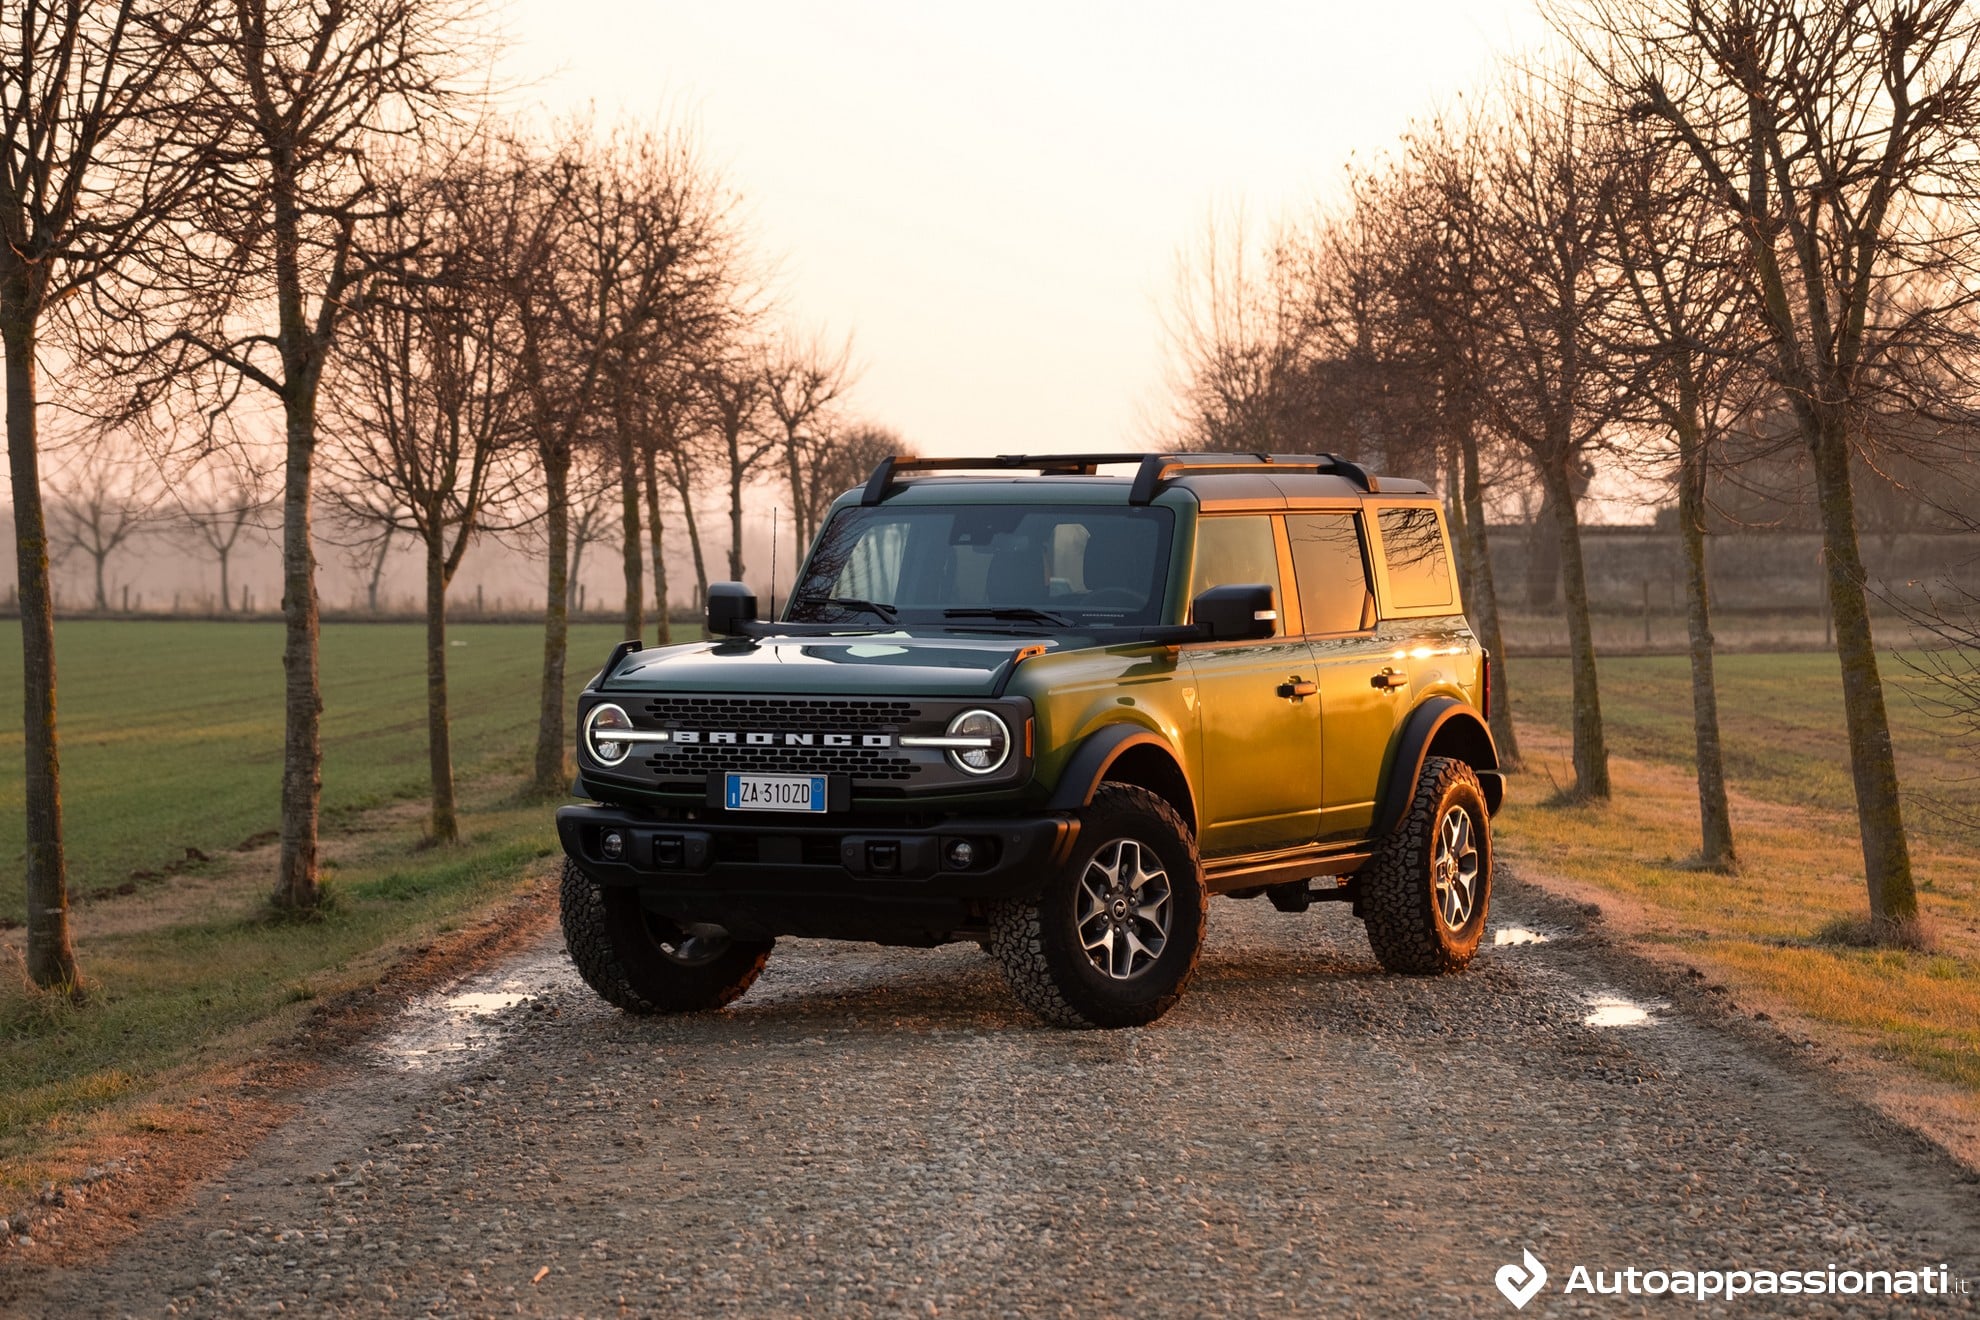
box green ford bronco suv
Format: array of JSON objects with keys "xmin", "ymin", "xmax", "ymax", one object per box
[{"xmin": 557, "ymin": 452, "xmax": 1503, "ymax": 1028}]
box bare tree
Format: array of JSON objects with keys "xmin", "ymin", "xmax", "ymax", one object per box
[
  {"xmin": 697, "ymin": 347, "xmax": 774, "ymax": 582},
  {"xmin": 2, "ymin": 0, "xmax": 214, "ymax": 988},
  {"xmin": 1161, "ymin": 208, "xmax": 1328, "ymax": 452},
  {"xmin": 325, "ymin": 158, "xmax": 518, "ymax": 843},
  {"xmin": 1471, "ymin": 72, "xmax": 1632, "ymax": 799},
  {"xmin": 1596, "ymin": 129, "xmax": 1764, "ymax": 868},
  {"xmin": 803, "ymin": 421, "xmax": 904, "ymax": 526},
  {"xmin": 152, "ymin": 0, "xmax": 473, "ymax": 911},
  {"xmin": 464, "ymin": 139, "xmax": 591, "ymax": 796},
  {"xmin": 175, "ymin": 446, "xmax": 274, "ymax": 612},
  {"xmin": 1559, "ymin": 0, "xmax": 1980, "ymax": 925},
  {"xmin": 658, "ymin": 420, "xmax": 716, "ymax": 616},
  {"xmin": 1389, "ymin": 125, "xmax": 1524, "ymax": 765},
  {"xmin": 47, "ymin": 451, "xmax": 156, "ymax": 611},
  {"xmin": 566, "ymin": 445, "xmax": 617, "ymax": 617},
  {"xmin": 762, "ymin": 330, "xmax": 856, "ymax": 547},
  {"xmin": 489, "ymin": 126, "xmax": 727, "ymax": 796},
  {"xmin": 577, "ymin": 126, "xmax": 739, "ymax": 642}
]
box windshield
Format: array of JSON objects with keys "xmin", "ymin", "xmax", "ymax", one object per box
[{"xmin": 786, "ymin": 504, "xmax": 1175, "ymax": 629}]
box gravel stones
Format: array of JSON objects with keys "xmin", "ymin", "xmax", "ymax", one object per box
[{"xmin": 5, "ymin": 876, "xmax": 1977, "ymax": 1315}]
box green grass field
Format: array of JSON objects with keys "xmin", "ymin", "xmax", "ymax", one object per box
[
  {"xmin": 1503, "ymin": 650, "xmax": 1979, "ymax": 849},
  {"xmin": 0, "ymin": 619, "xmax": 629, "ymax": 1182},
  {"xmin": 0, "ymin": 620, "xmax": 630, "ymax": 924}
]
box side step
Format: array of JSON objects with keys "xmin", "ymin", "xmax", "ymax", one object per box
[{"xmin": 1266, "ymin": 878, "xmax": 1358, "ymax": 914}]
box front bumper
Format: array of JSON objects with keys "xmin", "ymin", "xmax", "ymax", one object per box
[{"xmin": 556, "ymin": 803, "xmax": 1080, "ymax": 944}]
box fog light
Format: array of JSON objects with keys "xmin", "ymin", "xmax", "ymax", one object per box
[
  {"xmin": 601, "ymin": 831, "xmax": 625, "ymax": 860},
  {"xmin": 945, "ymin": 839, "xmax": 975, "ymax": 870}
]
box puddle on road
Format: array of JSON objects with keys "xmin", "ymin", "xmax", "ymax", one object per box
[
  {"xmin": 1492, "ymin": 926, "xmax": 1553, "ymax": 946},
  {"xmin": 447, "ymin": 991, "xmax": 526, "ymax": 1014},
  {"xmin": 1583, "ymin": 992, "xmax": 1664, "ymax": 1028},
  {"xmin": 371, "ymin": 949, "xmax": 570, "ymax": 1070}
]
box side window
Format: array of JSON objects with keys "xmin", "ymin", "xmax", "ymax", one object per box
[
  {"xmin": 1189, "ymin": 515, "xmax": 1282, "ymax": 636},
  {"xmin": 1287, "ymin": 512, "xmax": 1374, "ymax": 634},
  {"xmin": 1377, "ymin": 507, "xmax": 1454, "ymax": 610}
]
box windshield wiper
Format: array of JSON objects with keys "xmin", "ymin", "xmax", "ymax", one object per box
[
  {"xmin": 944, "ymin": 606, "xmax": 1073, "ymax": 626},
  {"xmin": 817, "ymin": 596, "xmax": 898, "ymax": 623}
]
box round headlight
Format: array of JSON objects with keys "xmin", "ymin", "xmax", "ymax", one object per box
[
  {"xmin": 585, "ymin": 703, "xmax": 635, "ymax": 765},
  {"xmin": 947, "ymin": 709, "xmax": 1011, "ymax": 775}
]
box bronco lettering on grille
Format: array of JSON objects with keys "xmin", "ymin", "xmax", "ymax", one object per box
[{"xmin": 671, "ymin": 731, "xmax": 896, "ymax": 748}]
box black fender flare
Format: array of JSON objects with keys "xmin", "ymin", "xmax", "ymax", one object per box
[
  {"xmin": 1046, "ymin": 724, "xmax": 1191, "ymax": 818},
  {"xmin": 1373, "ymin": 697, "xmax": 1501, "ymax": 837}
]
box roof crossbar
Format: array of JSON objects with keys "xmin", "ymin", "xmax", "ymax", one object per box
[{"xmin": 859, "ymin": 451, "xmax": 1379, "ymax": 506}]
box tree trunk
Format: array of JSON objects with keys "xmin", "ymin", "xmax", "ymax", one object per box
[
  {"xmin": 784, "ymin": 433, "xmax": 807, "ymax": 552},
  {"xmin": 617, "ymin": 422, "xmax": 643, "ymax": 640},
  {"xmin": 1525, "ymin": 485, "xmax": 1561, "ymax": 608},
  {"xmin": 1444, "ymin": 446, "xmax": 1469, "ymax": 598},
  {"xmin": 533, "ymin": 445, "xmax": 572, "ymax": 796},
  {"xmin": 92, "ymin": 554, "xmax": 108, "ymax": 613},
  {"xmin": 367, "ymin": 532, "xmax": 389, "ymax": 614},
  {"xmin": 219, "ymin": 547, "xmax": 232, "ymax": 615},
  {"xmin": 1807, "ymin": 406, "xmax": 1915, "ymax": 921},
  {"xmin": 643, "ymin": 448, "xmax": 671, "ymax": 645},
  {"xmin": 670, "ymin": 453, "xmax": 709, "ymax": 610},
  {"xmin": 727, "ymin": 438, "xmax": 746, "ymax": 581},
  {"xmin": 1458, "ymin": 425, "xmax": 1519, "ymax": 768},
  {"xmin": 423, "ymin": 528, "xmax": 458, "ymax": 844},
  {"xmin": 272, "ymin": 391, "xmax": 324, "ymax": 910},
  {"xmin": 4, "ymin": 305, "xmax": 81, "ymax": 992},
  {"xmin": 1542, "ymin": 457, "xmax": 1608, "ymax": 798},
  {"xmin": 1675, "ymin": 415, "xmax": 1734, "ymax": 869}
]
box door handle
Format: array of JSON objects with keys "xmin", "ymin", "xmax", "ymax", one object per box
[
  {"xmin": 1278, "ymin": 678, "xmax": 1318, "ymax": 699},
  {"xmin": 1371, "ymin": 668, "xmax": 1409, "ymax": 690}
]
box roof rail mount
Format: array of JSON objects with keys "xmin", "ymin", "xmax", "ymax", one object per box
[{"xmin": 858, "ymin": 451, "xmax": 1378, "ymax": 506}]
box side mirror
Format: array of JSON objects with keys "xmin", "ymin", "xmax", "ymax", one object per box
[
  {"xmin": 706, "ymin": 581, "xmax": 759, "ymax": 636},
  {"xmin": 1190, "ymin": 583, "xmax": 1278, "ymax": 641}
]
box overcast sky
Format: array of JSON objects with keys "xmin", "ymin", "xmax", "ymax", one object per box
[{"xmin": 495, "ymin": 0, "xmax": 1551, "ymax": 460}]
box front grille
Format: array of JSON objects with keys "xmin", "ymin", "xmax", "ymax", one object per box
[
  {"xmin": 639, "ymin": 696, "xmax": 926, "ymax": 784},
  {"xmin": 647, "ymin": 743, "xmax": 918, "ymax": 781},
  {"xmin": 640, "ymin": 697, "xmax": 922, "ymax": 731}
]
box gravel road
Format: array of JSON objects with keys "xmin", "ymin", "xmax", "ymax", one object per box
[{"xmin": 7, "ymin": 872, "xmax": 1979, "ymax": 1317}]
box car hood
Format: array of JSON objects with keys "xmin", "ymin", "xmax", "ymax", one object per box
[{"xmin": 598, "ymin": 631, "xmax": 1061, "ymax": 698}]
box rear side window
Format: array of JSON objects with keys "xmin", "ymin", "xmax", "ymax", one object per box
[
  {"xmin": 1286, "ymin": 513, "xmax": 1373, "ymax": 634},
  {"xmin": 1376, "ymin": 508, "xmax": 1454, "ymax": 610},
  {"xmin": 1189, "ymin": 515, "xmax": 1282, "ymax": 636}
]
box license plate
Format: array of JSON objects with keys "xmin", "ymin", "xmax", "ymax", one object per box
[{"xmin": 723, "ymin": 772, "xmax": 828, "ymax": 813}]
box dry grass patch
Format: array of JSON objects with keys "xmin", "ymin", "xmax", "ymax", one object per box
[{"xmin": 1496, "ymin": 722, "xmax": 1980, "ymax": 1163}]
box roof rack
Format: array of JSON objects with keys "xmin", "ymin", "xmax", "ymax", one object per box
[{"xmin": 859, "ymin": 452, "xmax": 1379, "ymax": 506}]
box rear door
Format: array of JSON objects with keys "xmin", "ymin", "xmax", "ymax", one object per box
[
  {"xmin": 1183, "ymin": 514, "xmax": 1323, "ymax": 856},
  {"xmin": 1285, "ymin": 509, "xmax": 1403, "ymax": 841}
]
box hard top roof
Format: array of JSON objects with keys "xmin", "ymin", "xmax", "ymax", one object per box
[{"xmin": 857, "ymin": 452, "xmax": 1434, "ymax": 507}]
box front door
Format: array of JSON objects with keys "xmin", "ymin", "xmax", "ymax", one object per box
[{"xmin": 1185, "ymin": 515, "xmax": 1323, "ymax": 855}]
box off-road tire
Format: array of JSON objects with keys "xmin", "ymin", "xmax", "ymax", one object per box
[
  {"xmin": 559, "ymin": 858, "xmax": 773, "ymax": 1013},
  {"xmin": 1359, "ymin": 755, "xmax": 1492, "ymax": 974},
  {"xmin": 990, "ymin": 784, "xmax": 1207, "ymax": 1028}
]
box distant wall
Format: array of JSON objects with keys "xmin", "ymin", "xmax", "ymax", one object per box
[{"xmin": 1484, "ymin": 526, "xmax": 1980, "ymax": 613}]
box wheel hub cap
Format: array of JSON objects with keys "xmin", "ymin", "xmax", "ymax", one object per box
[
  {"xmin": 1432, "ymin": 806, "xmax": 1480, "ymax": 929},
  {"xmin": 1076, "ymin": 839, "xmax": 1173, "ymax": 981}
]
